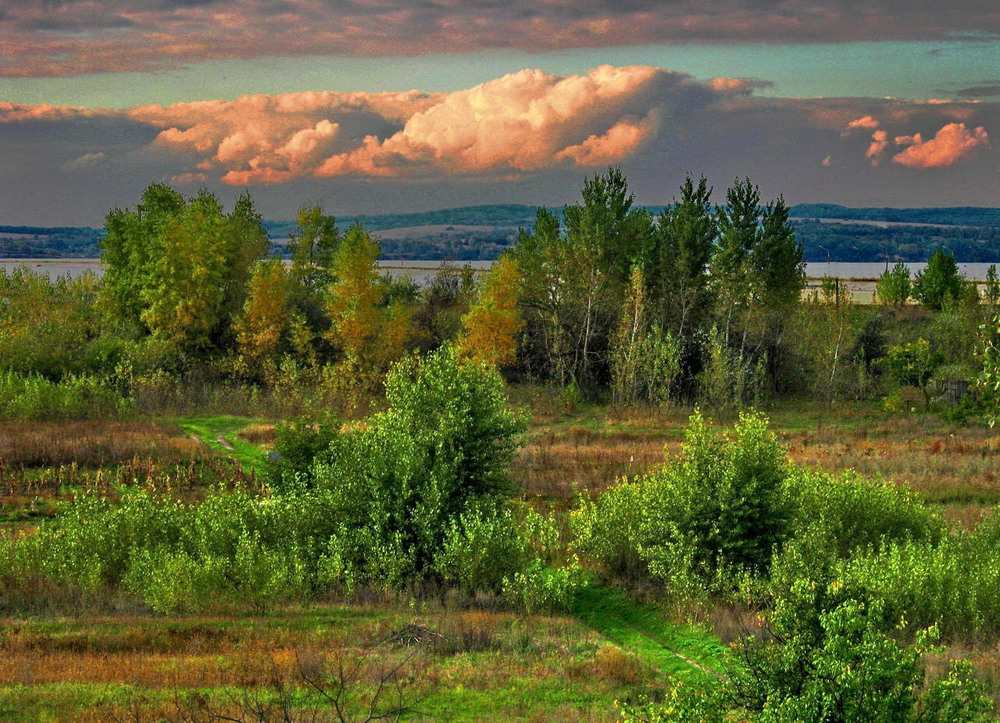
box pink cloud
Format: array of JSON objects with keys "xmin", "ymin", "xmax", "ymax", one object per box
[
  {"xmin": 848, "ymin": 115, "xmax": 881, "ymax": 131},
  {"xmin": 866, "ymin": 130, "xmax": 889, "ymax": 166},
  {"xmin": 706, "ymin": 77, "xmax": 773, "ymax": 95},
  {"xmin": 315, "ymin": 65, "xmax": 667, "ymax": 179},
  {"xmin": 555, "ymin": 116, "xmax": 657, "ymax": 167},
  {"xmin": 892, "ymin": 123, "xmax": 990, "ymax": 169}
]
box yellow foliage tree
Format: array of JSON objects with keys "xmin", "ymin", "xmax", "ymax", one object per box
[
  {"xmin": 325, "ymin": 223, "xmax": 410, "ymax": 389},
  {"xmin": 235, "ymin": 258, "xmax": 289, "ymax": 370},
  {"xmin": 457, "ymin": 255, "xmax": 523, "ymax": 368}
]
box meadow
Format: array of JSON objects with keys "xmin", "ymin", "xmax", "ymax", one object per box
[{"xmin": 2, "ymin": 389, "xmax": 999, "ymax": 721}]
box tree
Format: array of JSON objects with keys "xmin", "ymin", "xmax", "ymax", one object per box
[
  {"xmin": 310, "ymin": 345, "xmax": 526, "ymax": 587},
  {"xmin": 288, "ymin": 204, "xmax": 340, "ymax": 295},
  {"xmin": 325, "ymin": 223, "xmax": 410, "ymax": 390},
  {"xmin": 100, "ymin": 184, "xmax": 270, "ymax": 354},
  {"xmin": 648, "ymin": 175, "xmax": 716, "ymax": 338},
  {"xmin": 913, "ymin": 249, "xmax": 964, "ymax": 310},
  {"xmin": 876, "ymin": 262, "xmax": 912, "ymax": 307},
  {"xmin": 101, "ymin": 183, "xmax": 185, "ymax": 333},
  {"xmin": 456, "ymin": 254, "xmax": 523, "ymax": 369},
  {"xmin": 885, "ymin": 338, "xmax": 941, "ymax": 410},
  {"xmin": 139, "ymin": 191, "xmax": 233, "ymax": 352},
  {"xmin": 235, "ymin": 257, "xmax": 290, "ymax": 376},
  {"xmin": 730, "ymin": 594, "xmax": 991, "ymax": 723}
]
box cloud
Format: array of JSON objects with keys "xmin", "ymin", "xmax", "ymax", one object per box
[
  {"xmin": 848, "ymin": 115, "xmax": 881, "ymax": 131},
  {"xmin": 2, "ymin": 65, "xmax": 998, "ymax": 226},
  {"xmin": 892, "ymin": 122, "xmax": 990, "ymax": 168},
  {"xmin": 866, "ymin": 130, "xmax": 890, "ymax": 165},
  {"xmin": 101, "ymin": 65, "xmax": 708, "ymax": 184},
  {"xmin": 954, "ymin": 84, "xmax": 1000, "ymax": 98},
  {"xmin": 64, "ymin": 151, "xmax": 106, "ymax": 170},
  {"xmin": 315, "ymin": 66, "xmax": 679, "ymax": 179},
  {"xmin": 5, "ymin": 1, "xmax": 1000, "ymax": 77},
  {"xmin": 706, "ymin": 77, "xmax": 774, "ymax": 94}
]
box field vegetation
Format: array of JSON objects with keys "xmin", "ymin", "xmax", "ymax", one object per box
[{"xmin": 2, "ymin": 169, "xmax": 1000, "ymax": 720}]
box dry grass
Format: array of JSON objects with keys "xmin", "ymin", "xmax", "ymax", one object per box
[
  {"xmin": 0, "ymin": 419, "xmax": 206, "ymax": 468},
  {"xmin": 0, "ymin": 606, "xmax": 635, "ymax": 722}
]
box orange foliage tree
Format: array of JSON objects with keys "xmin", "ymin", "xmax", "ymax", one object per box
[{"xmin": 457, "ymin": 255, "xmax": 523, "ymax": 368}]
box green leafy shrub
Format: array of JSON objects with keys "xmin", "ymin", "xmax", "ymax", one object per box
[
  {"xmin": 309, "ymin": 345, "xmax": 526, "ymax": 590},
  {"xmin": 731, "ymin": 593, "xmax": 991, "ymax": 722},
  {"xmin": 835, "ymin": 517, "xmax": 1000, "ymax": 640},
  {"xmin": 876, "ymin": 261, "xmax": 911, "ymax": 306},
  {"xmin": 573, "ymin": 411, "xmax": 791, "ymax": 592},
  {"xmin": 0, "ymin": 371, "xmax": 127, "ymax": 420},
  {"xmin": 783, "ymin": 467, "xmax": 945, "ymax": 558}
]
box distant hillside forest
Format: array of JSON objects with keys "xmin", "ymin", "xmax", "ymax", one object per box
[{"xmin": 4, "ymin": 202, "xmax": 1000, "ymax": 262}]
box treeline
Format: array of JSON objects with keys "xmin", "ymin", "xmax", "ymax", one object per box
[{"xmin": 1, "ymin": 170, "xmax": 997, "ymax": 417}]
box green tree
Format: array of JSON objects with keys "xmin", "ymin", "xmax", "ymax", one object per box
[
  {"xmin": 648, "ymin": 174, "xmax": 716, "ymax": 338},
  {"xmin": 913, "ymin": 249, "xmax": 964, "ymax": 310},
  {"xmin": 101, "ymin": 183, "xmax": 185, "ymax": 333},
  {"xmin": 713, "ymin": 177, "xmax": 762, "ymax": 347},
  {"xmin": 325, "ymin": 223, "xmax": 410, "ymax": 394},
  {"xmin": 311, "ymin": 345, "xmax": 526, "ymax": 587},
  {"xmin": 876, "ymin": 261, "xmax": 912, "ymax": 307},
  {"xmin": 730, "ymin": 593, "xmax": 991, "ymax": 723},
  {"xmin": 288, "ymin": 204, "xmax": 340, "ymax": 298},
  {"xmin": 100, "ymin": 184, "xmax": 269, "ymax": 354},
  {"xmin": 885, "ymin": 338, "xmax": 941, "ymax": 410}
]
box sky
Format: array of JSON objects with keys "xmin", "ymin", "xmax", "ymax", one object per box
[{"xmin": 2, "ymin": 1, "xmax": 1000, "ymax": 226}]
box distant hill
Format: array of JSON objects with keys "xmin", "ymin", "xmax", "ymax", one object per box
[{"xmin": 5, "ymin": 203, "xmax": 1000, "ymax": 262}]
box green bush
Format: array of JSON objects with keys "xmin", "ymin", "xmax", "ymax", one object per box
[
  {"xmin": 836, "ymin": 517, "xmax": 1000, "ymax": 640},
  {"xmin": 572, "ymin": 411, "xmax": 791, "ymax": 592},
  {"xmin": 783, "ymin": 467, "xmax": 945, "ymax": 558},
  {"xmin": 731, "ymin": 594, "xmax": 991, "ymax": 722},
  {"xmin": 0, "ymin": 371, "xmax": 127, "ymax": 420},
  {"xmin": 308, "ymin": 345, "xmax": 526, "ymax": 589},
  {"xmin": 876, "ymin": 261, "xmax": 911, "ymax": 306}
]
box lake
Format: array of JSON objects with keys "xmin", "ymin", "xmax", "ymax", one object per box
[{"xmin": 1, "ymin": 259, "xmax": 997, "ymax": 283}]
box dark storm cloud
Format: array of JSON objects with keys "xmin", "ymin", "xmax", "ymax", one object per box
[{"xmin": 3, "ymin": 0, "xmax": 1000, "ymax": 77}]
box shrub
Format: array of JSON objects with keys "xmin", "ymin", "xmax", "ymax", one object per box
[
  {"xmin": 783, "ymin": 467, "xmax": 945, "ymax": 558},
  {"xmin": 914, "ymin": 249, "xmax": 966, "ymax": 311},
  {"xmin": 0, "ymin": 371, "xmax": 127, "ymax": 420},
  {"xmin": 308, "ymin": 345, "xmax": 526, "ymax": 590},
  {"xmin": 573, "ymin": 411, "xmax": 791, "ymax": 593},
  {"xmin": 731, "ymin": 594, "xmax": 992, "ymax": 722}
]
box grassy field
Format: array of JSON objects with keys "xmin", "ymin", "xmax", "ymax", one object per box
[{"xmin": 2, "ymin": 394, "xmax": 999, "ymax": 719}]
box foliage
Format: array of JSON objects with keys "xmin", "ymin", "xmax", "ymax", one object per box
[
  {"xmin": 782, "ymin": 467, "xmax": 944, "ymax": 559},
  {"xmin": 730, "ymin": 594, "xmax": 991, "ymax": 722},
  {"xmin": 456, "ymin": 254, "xmax": 523, "ymax": 368},
  {"xmin": 913, "ymin": 249, "xmax": 966, "ymax": 311},
  {"xmin": 876, "ymin": 261, "xmax": 912, "ymax": 306},
  {"xmin": 977, "ymin": 313, "xmax": 1000, "ymax": 426},
  {"xmin": 834, "ymin": 515, "xmax": 1000, "ymax": 640},
  {"xmin": 0, "ymin": 370, "xmax": 127, "ymax": 420},
  {"xmin": 101, "ymin": 185, "xmax": 269, "ymax": 354},
  {"xmin": 309, "ymin": 345, "xmax": 526, "ymax": 589},
  {"xmin": 884, "ymin": 338, "xmax": 941, "ymax": 409},
  {"xmin": 573, "ymin": 411, "xmax": 791, "ymax": 591},
  {"xmin": 235, "ymin": 257, "xmax": 290, "ymax": 376},
  {"xmin": 325, "ymin": 223, "xmax": 410, "ymax": 397},
  {"xmin": 610, "ymin": 267, "xmax": 682, "ymax": 406},
  {"xmin": 0, "ymin": 267, "xmax": 107, "ymax": 378}
]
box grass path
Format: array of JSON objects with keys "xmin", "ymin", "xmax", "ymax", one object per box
[
  {"xmin": 173, "ymin": 415, "xmax": 267, "ymax": 470},
  {"xmin": 573, "ymin": 586, "xmax": 728, "ymax": 684}
]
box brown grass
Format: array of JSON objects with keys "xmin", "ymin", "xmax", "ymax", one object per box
[{"xmin": 0, "ymin": 419, "xmax": 206, "ymax": 468}]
